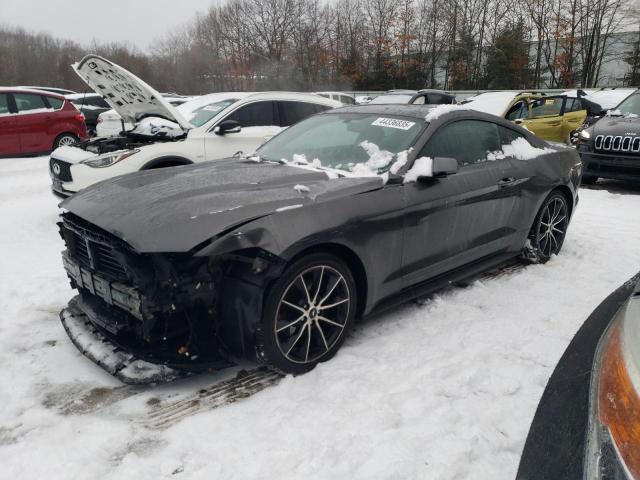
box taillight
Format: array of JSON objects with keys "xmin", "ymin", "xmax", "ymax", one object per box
[{"xmin": 75, "ymin": 113, "xmax": 85, "ymax": 122}]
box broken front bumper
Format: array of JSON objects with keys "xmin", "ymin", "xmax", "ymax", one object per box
[
  {"xmin": 61, "ymin": 297, "xmax": 187, "ymax": 384},
  {"xmin": 61, "ymin": 296, "xmax": 235, "ymax": 384}
]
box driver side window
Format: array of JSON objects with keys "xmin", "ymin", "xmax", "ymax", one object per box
[
  {"xmin": 530, "ymin": 98, "xmax": 564, "ymax": 118},
  {"xmin": 506, "ymin": 100, "xmax": 528, "ymax": 120},
  {"xmin": 225, "ymin": 101, "xmax": 275, "ymax": 127},
  {"xmin": 420, "ymin": 120, "xmax": 501, "ymax": 166}
]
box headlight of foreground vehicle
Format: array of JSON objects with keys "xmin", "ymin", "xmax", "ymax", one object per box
[
  {"xmin": 580, "ymin": 127, "xmax": 593, "ymax": 140},
  {"xmin": 81, "ymin": 149, "xmax": 139, "ymax": 168},
  {"xmin": 585, "ymin": 283, "xmax": 640, "ymax": 479}
]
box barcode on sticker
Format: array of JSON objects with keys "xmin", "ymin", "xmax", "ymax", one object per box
[{"xmin": 371, "ymin": 117, "xmax": 416, "ymax": 130}]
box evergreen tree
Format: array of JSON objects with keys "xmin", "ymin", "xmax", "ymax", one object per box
[{"xmin": 485, "ymin": 22, "xmax": 532, "ymax": 89}]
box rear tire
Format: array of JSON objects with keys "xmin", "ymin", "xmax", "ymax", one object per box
[
  {"xmin": 54, "ymin": 133, "xmax": 79, "ymax": 149},
  {"xmin": 522, "ymin": 191, "xmax": 570, "ymax": 264},
  {"xmin": 256, "ymin": 253, "xmax": 357, "ymax": 375}
]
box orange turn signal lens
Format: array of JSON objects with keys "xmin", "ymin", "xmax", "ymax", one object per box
[{"xmin": 598, "ymin": 323, "xmax": 640, "ymax": 478}]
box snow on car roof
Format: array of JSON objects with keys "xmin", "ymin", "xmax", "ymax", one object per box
[
  {"xmin": 584, "ymin": 89, "xmax": 637, "ymax": 110},
  {"xmin": 461, "ymin": 91, "xmax": 520, "ymax": 116}
]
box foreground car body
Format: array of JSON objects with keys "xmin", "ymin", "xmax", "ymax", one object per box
[
  {"xmin": 57, "ymin": 104, "xmax": 581, "ymax": 380},
  {"xmin": 0, "ymin": 88, "xmax": 87, "ymax": 157},
  {"xmin": 517, "ymin": 273, "xmax": 640, "ymax": 479},
  {"xmin": 49, "ymin": 55, "xmax": 340, "ymax": 197},
  {"xmin": 577, "ymin": 89, "xmax": 640, "ymax": 183}
]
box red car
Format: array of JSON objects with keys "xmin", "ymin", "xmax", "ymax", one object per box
[{"xmin": 0, "ymin": 88, "xmax": 88, "ymax": 157}]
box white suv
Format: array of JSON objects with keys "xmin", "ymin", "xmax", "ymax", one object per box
[{"xmin": 50, "ymin": 55, "xmax": 341, "ymax": 197}]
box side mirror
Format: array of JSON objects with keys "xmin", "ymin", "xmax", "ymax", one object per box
[
  {"xmin": 431, "ymin": 157, "xmax": 458, "ymax": 177},
  {"xmin": 214, "ymin": 119, "xmax": 241, "ymax": 135}
]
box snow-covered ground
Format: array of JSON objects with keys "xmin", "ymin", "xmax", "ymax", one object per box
[{"xmin": 1, "ymin": 156, "xmax": 640, "ymax": 480}]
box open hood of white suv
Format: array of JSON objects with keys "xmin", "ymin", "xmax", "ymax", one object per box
[{"xmin": 73, "ymin": 55, "xmax": 194, "ymax": 131}]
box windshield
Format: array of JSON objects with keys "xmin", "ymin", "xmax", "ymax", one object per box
[
  {"xmin": 370, "ymin": 94, "xmax": 413, "ymax": 104},
  {"xmin": 256, "ymin": 113, "xmax": 424, "ymax": 173},
  {"xmin": 177, "ymin": 98, "xmax": 238, "ymax": 127},
  {"xmin": 615, "ymin": 93, "xmax": 640, "ymax": 116}
]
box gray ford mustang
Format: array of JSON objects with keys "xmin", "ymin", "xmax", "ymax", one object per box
[{"xmin": 58, "ymin": 105, "xmax": 582, "ymax": 381}]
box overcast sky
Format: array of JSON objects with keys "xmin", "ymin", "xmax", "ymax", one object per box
[{"xmin": 0, "ymin": 0, "xmax": 216, "ymax": 51}]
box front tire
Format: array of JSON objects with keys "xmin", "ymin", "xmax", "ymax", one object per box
[
  {"xmin": 54, "ymin": 133, "xmax": 79, "ymax": 149},
  {"xmin": 524, "ymin": 191, "xmax": 570, "ymax": 264},
  {"xmin": 256, "ymin": 253, "xmax": 357, "ymax": 375}
]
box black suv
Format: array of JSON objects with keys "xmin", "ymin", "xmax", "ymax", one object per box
[{"xmin": 577, "ymin": 89, "xmax": 640, "ymax": 183}]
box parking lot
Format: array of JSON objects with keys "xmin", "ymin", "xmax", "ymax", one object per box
[{"xmin": 0, "ymin": 155, "xmax": 638, "ymax": 479}]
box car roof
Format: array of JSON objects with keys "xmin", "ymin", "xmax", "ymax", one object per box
[
  {"xmin": 326, "ymin": 104, "xmax": 439, "ymax": 119},
  {"xmin": 0, "ymin": 87, "xmax": 65, "ymax": 99},
  {"xmin": 180, "ymin": 91, "xmax": 342, "ymax": 110},
  {"xmin": 17, "ymin": 86, "xmax": 76, "ymax": 95},
  {"xmin": 326, "ymin": 103, "xmax": 528, "ymax": 127},
  {"xmin": 65, "ymin": 93, "xmax": 103, "ymax": 100}
]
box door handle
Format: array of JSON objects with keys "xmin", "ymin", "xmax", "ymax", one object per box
[{"xmin": 498, "ymin": 177, "xmax": 516, "ymax": 187}]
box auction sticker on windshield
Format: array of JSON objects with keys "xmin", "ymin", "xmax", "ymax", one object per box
[{"xmin": 372, "ymin": 117, "xmax": 416, "ymax": 130}]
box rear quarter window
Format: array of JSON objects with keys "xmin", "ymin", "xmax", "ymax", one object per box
[
  {"xmin": 47, "ymin": 97, "xmax": 64, "ymax": 110},
  {"xmin": 14, "ymin": 93, "xmax": 48, "ymax": 112},
  {"xmin": 0, "ymin": 94, "xmax": 10, "ymax": 114},
  {"xmin": 278, "ymin": 101, "xmax": 329, "ymax": 126}
]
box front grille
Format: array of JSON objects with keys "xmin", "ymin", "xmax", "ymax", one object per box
[
  {"xmin": 594, "ymin": 135, "xmax": 640, "ymax": 154},
  {"xmin": 61, "ymin": 215, "xmax": 130, "ymax": 281},
  {"xmin": 50, "ymin": 158, "xmax": 73, "ymax": 181}
]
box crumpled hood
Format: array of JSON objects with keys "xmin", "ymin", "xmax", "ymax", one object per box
[
  {"xmin": 61, "ymin": 159, "xmax": 384, "ymax": 253},
  {"xmin": 593, "ymin": 116, "xmax": 640, "ymax": 137},
  {"xmin": 73, "ymin": 55, "xmax": 194, "ymax": 131}
]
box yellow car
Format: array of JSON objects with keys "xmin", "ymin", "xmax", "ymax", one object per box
[{"xmin": 463, "ymin": 91, "xmax": 589, "ymax": 143}]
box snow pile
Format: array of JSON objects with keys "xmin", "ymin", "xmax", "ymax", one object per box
[
  {"xmin": 483, "ymin": 138, "xmax": 554, "ymax": 162},
  {"xmin": 293, "ymin": 184, "xmax": 310, "ymax": 193},
  {"xmin": 403, "ymin": 157, "xmax": 433, "ymax": 183},
  {"xmin": 585, "ymin": 89, "xmax": 636, "ymax": 110},
  {"xmin": 502, "ymin": 137, "xmax": 554, "ymax": 160},
  {"xmin": 358, "ymin": 141, "xmax": 394, "ymax": 169},
  {"xmin": 390, "ymin": 149, "xmax": 411, "ymax": 174},
  {"xmin": 606, "ymin": 109, "xmax": 639, "ymax": 119},
  {"xmin": 425, "ymin": 104, "xmax": 468, "ymax": 122},
  {"xmin": 130, "ymin": 117, "xmax": 184, "ymax": 137},
  {"xmin": 2, "ymin": 157, "xmax": 640, "ymax": 479}
]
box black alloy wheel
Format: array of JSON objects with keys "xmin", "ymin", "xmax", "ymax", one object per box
[
  {"xmin": 257, "ymin": 253, "xmax": 356, "ymax": 374},
  {"xmin": 528, "ymin": 192, "xmax": 570, "ymax": 263}
]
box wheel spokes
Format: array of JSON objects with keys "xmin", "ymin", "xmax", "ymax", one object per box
[{"xmin": 275, "ymin": 265, "xmax": 350, "ymax": 364}]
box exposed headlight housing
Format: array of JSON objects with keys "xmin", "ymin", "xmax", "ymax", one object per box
[
  {"xmin": 580, "ymin": 128, "xmax": 593, "ymax": 140},
  {"xmin": 585, "ymin": 283, "xmax": 640, "ymax": 479},
  {"xmin": 82, "ymin": 149, "xmax": 139, "ymax": 168}
]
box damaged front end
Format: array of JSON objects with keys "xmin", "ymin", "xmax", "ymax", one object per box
[{"xmin": 58, "ymin": 213, "xmax": 283, "ymax": 383}]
